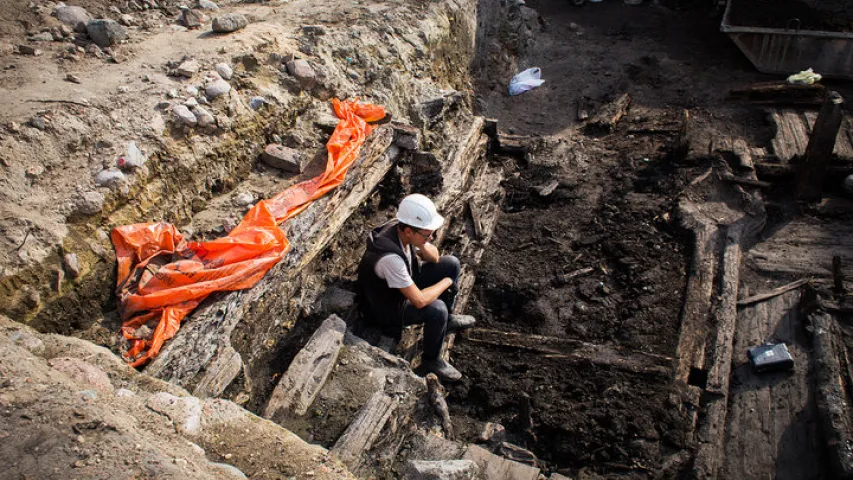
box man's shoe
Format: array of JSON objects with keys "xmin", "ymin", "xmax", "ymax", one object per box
[
  {"xmin": 419, "ymin": 358, "xmax": 462, "ymax": 382},
  {"xmin": 447, "ymin": 314, "xmax": 476, "ymax": 332}
]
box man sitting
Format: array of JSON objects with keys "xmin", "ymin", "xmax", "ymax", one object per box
[{"xmin": 357, "ymin": 194, "xmax": 476, "ymax": 381}]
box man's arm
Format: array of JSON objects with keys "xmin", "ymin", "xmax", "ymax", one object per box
[
  {"xmin": 416, "ymin": 242, "xmax": 440, "ymax": 263},
  {"xmin": 400, "ymin": 278, "xmax": 453, "ymax": 309}
]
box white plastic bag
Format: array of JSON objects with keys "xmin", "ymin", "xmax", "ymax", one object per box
[{"xmin": 508, "ymin": 67, "xmax": 545, "ymax": 96}]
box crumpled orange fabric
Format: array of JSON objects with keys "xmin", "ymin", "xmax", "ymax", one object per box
[{"xmin": 112, "ymin": 99, "xmax": 385, "ymax": 367}]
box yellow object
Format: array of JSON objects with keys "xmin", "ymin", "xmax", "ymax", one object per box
[{"xmin": 787, "ymin": 68, "xmax": 822, "ymax": 85}]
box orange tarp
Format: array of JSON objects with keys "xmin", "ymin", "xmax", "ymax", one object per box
[{"xmin": 112, "ymin": 99, "xmax": 385, "ymax": 367}]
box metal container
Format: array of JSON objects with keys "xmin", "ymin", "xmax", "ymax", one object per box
[{"xmin": 721, "ymin": 0, "xmax": 853, "ymax": 79}]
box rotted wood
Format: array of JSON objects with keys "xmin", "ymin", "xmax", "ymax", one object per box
[
  {"xmin": 426, "ymin": 374, "xmax": 453, "ymax": 440},
  {"xmin": 736, "ymin": 278, "xmax": 811, "ymax": 307},
  {"xmin": 464, "ymin": 328, "xmax": 672, "ymax": 376},
  {"xmin": 263, "ymin": 315, "xmax": 346, "ymax": 420},
  {"xmin": 331, "ymin": 389, "xmax": 400, "ymax": 471},
  {"xmin": 144, "ymin": 127, "xmax": 396, "ymax": 394},
  {"xmin": 798, "ymin": 92, "xmax": 845, "ymax": 201},
  {"xmin": 674, "ymin": 200, "xmax": 720, "ymax": 386},
  {"xmin": 585, "ymin": 93, "xmax": 631, "ymax": 133},
  {"xmin": 192, "ymin": 346, "xmax": 242, "ymax": 398},
  {"xmin": 463, "ymin": 444, "xmax": 540, "ymax": 480},
  {"xmin": 721, "ymin": 173, "xmax": 772, "ymax": 189},
  {"xmin": 810, "ymin": 312, "xmax": 853, "ymax": 479},
  {"xmin": 728, "ymin": 81, "xmax": 826, "ymax": 106},
  {"xmin": 755, "ymin": 162, "xmax": 853, "ymax": 181},
  {"xmin": 705, "ymin": 226, "xmax": 742, "ymax": 396}
]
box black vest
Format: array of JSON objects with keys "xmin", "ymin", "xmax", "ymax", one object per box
[{"xmin": 357, "ymin": 221, "xmax": 421, "ymax": 338}]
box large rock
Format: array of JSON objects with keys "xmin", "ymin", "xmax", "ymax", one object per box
[
  {"xmin": 205, "ymin": 79, "xmax": 231, "ymax": 99},
  {"xmin": 403, "ymin": 460, "xmax": 480, "ymax": 480},
  {"xmin": 86, "ymin": 19, "xmax": 127, "ymax": 47},
  {"xmin": 286, "ymin": 59, "xmax": 316, "ymax": 88},
  {"xmin": 260, "ymin": 144, "xmax": 304, "ymax": 173},
  {"xmin": 173, "ymin": 104, "xmax": 198, "ymax": 126},
  {"xmin": 176, "ymin": 59, "xmax": 200, "ymax": 78},
  {"xmin": 94, "ymin": 168, "xmax": 126, "ymax": 189},
  {"xmin": 56, "ymin": 5, "xmax": 92, "ymax": 33},
  {"xmin": 179, "ymin": 9, "xmax": 205, "ymax": 29},
  {"xmin": 76, "ymin": 191, "xmax": 105, "ymax": 215},
  {"xmin": 212, "ymin": 13, "xmax": 247, "ymax": 33}
]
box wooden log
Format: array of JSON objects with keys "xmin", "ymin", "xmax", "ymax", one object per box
[
  {"xmin": 811, "ymin": 312, "xmax": 853, "ymax": 479},
  {"xmin": 496, "ymin": 133, "xmax": 529, "ymax": 157},
  {"xmin": 721, "ymin": 173, "xmax": 772, "ymax": 189},
  {"xmin": 463, "ymin": 444, "xmax": 540, "ymax": 480},
  {"xmin": 144, "ymin": 127, "xmax": 396, "ymax": 394},
  {"xmin": 755, "ymin": 162, "xmax": 853, "ymax": 181},
  {"xmin": 798, "ymin": 92, "xmax": 845, "ymax": 201},
  {"xmin": 586, "ymin": 93, "xmax": 631, "ymax": 133},
  {"xmin": 706, "ymin": 227, "xmax": 741, "ymax": 397},
  {"xmin": 674, "ymin": 200, "xmax": 720, "ymax": 386},
  {"xmin": 331, "ymin": 389, "xmax": 399, "ymax": 470},
  {"xmin": 263, "ymin": 314, "xmax": 346, "ymax": 420},
  {"xmin": 736, "ymin": 278, "xmax": 810, "ymax": 307},
  {"xmin": 463, "ymin": 328, "xmax": 672, "ymax": 376},
  {"xmin": 728, "ymin": 81, "xmax": 826, "ymax": 105}
]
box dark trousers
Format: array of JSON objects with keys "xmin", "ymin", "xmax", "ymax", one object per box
[{"xmin": 402, "ymin": 255, "xmax": 461, "ymax": 361}]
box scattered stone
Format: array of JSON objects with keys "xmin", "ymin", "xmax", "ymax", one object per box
[
  {"xmin": 166, "ymin": 89, "xmax": 179, "ymax": 99},
  {"xmin": 403, "ymin": 460, "xmax": 479, "ymax": 480},
  {"xmin": 233, "ymin": 192, "xmax": 254, "ymax": 207},
  {"xmin": 63, "ymin": 253, "xmax": 81, "ymax": 279},
  {"xmin": 156, "ymin": 101, "xmax": 171, "ymax": 110},
  {"xmin": 6, "ymin": 122, "xmax": 20, "ymax": 133},
  {"xmin": 211, "ymin": 13, "xmax": 247, "ymax": 33},
  {"xmin": 25, "ymin": 165, "xmax": 44, "ymax": 177},
  {"xmin": 56, "ymin": 5, "xmax": 93, "ymax": 33},
  {"xmin": 301, "ymin": 25, "xmax": 326, "ymax": 35},
  {"xmin": 215, "ymin": 114, "xmax": 231, "ymax": 130},
  {"xmin": 313, "ymin": 111, "xmax": 339, "ymax": 133},
  {"xmin": 179, "ymin": 9, "xmax": 205, "ymax": 29},
  {"xmin": 172, "ymin": 104, "xmax": 198, "ymax": 126},
  {"xmin": 208, "ymin": 462, "xmax": 247, "ymax": 479},
  {"xmin": 94, "ymin": 168, "xmax": 126, "ymax": 189},
  {"xmin": 59, "ymin": 25, "xmax": 73, "ymax": 37},
  {"xmin": 186, "ymin": 85, "xmax": 199, "ymax": 96},
  {"xmin": 118, "ymin": 141, "xmax": 147, "ymax": 169},
  {"xmin": 115, "ymin": 388, "xmax": 136, "ymax": 397},
  {"xmin": 197, "ymin": 0, "xmax": 219, "ymax": 9},
  {"xmin": 109, "ymin": 6, "xmax": 123, "ymax": 15},
  {"xmin": 86, "ymin": 19, "xmax": 128, "ymax": 48},
  {"xmin": 119, "ymin": 14, "xmax": 136, "ymax": 26},
  {"xmin": 175, "ymin": 58, "xmax": 200, "ymax": 77},
  {"xmin": 215, "ymin": 62, "xmax": 232, "ymax": 79},
  {"xmin": 29, "ymin": 32, "xmax": 54, "ymax": 42},
  {"xmin": 185, "ymin": 98, "xmax": 199, "ymax": 109},
  {"xmin": 498, "ymin": 442, "xmax": 537, "ymax": 465},
  {"xmin": 477, "ymin": 422, "xmax": 507, "ymax": 443},
  {"xmin": 22, "ymin": 286, "xmax": 40, "ymax": 309},
  {"xmin": 286, "ymin": 59, "xmax": 316, "ymax": 88},
  {"xmin": 76, "ymin": 191, "xmax": 105, "ymax": 215},
  {"xmin": 249, "ymin": 96, "xmax": 265, "ymax": 110},
  {"xmin": 28, "ymin": 116, "xmax": 46, "ymax": 130},
  {"xmin": 261, "ymin": 144, "xmax": 303, "ymax": 173},
  {"xmin": 193, "ymin": 106, "xmax": 215, "ymax": 128},
  {"xmin": 205, "ymin": 79, "xmax": 231, "ymax": 99},
  {"xmin": 79, "ymin": 390, "xmax": 98, "ymax": 401},
  {"xmin": 65, "ymin": 73, "xmax": 82, "ymax": 84},
  {"xmin": 17, "ymin": 45, "xmax": 41, "ymax": 56}
]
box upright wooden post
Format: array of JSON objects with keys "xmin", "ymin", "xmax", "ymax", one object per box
[{"xmin": 797, "ymin": 91, "xmax": 844, "ymax": 201}]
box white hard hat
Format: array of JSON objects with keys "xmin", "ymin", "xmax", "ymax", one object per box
[{"xmin": 396, "ymin": 194, "xmax": 444, "ymax": 230}]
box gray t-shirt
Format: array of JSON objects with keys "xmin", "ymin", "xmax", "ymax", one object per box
[{"xmin": 374, "ymin": 240, "xmax": 414, "ymax": 289}]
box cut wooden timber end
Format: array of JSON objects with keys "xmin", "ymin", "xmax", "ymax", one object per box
[
  {"xmin": 585, "ymin": 93, "xmax": 631, "ymax": 133},
  {"xmin": 193, "ymin": 346, "xmax": 243, "ymax": 398},
  {"xmin": 263, "ymin": 314, "xmax": 346, "ymax": 420},
  {"xmin": 463, "ymin": 444, "xmax": 540, "ymax": 480},
  {"xmin": 331, "ymin": 389, "xmax": 400, "ymax": 471}
]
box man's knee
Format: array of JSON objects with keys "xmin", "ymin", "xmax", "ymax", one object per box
[
  {"xmin": 440, "ymin": 255, "xmax": 461, "ymax": 278},
  {"xmin": 422, "ymin": 300, "xmax": 449, "ymax": 325}
]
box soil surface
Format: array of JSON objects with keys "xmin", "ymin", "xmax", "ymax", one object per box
[{"xmin": 447, "ymin": 0, "xmax": 774, "ymax": 476}]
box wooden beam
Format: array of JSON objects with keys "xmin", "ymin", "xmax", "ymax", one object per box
[
  {"xmin": 331, "ymin": 389, "xmax": 399, "ymax": 471},
  {"xmin": 798, "ymin": 92, "xmax": 845, "ymax": 201},
  {"xmin": 263, "ymin": 314, "xmax": 346, "ymax": 420},
  {"xmin": 705, "ymin": 226, "xmax": 741, "ymax": 396},
  {"xmin": 144, "ymin": 127, "xmax": 396, "ymax": 393},
  {"xmin": 736, "ymin": 278, "xmax": 810, "ymax": 307}
]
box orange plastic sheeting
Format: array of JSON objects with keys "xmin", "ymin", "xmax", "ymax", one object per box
[{"xmin": 112, "ymin": 99, "xmax": 385, "ymax": 367}]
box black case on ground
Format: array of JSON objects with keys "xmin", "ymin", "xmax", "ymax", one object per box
[{"xmin": 748, "ymin": 343, "xmax": 794, "ymax": 373}]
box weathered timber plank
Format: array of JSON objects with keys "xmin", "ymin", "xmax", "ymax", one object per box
[
  {"xmin": 586, "ymin": 93, "xmax": 631, "ymax": 133},
  {"xmin": 263, "ymin": 314, "xmax": 346, "ymax": 419},
  {"xmin": 706, "ymin": 227, "xmax": 742, "ymax": 395},
  {"xmin": 331, "ymin": 389, "xmax": 399, "ymax": 470},
  {"xmin": 747, "ymin": 219, "xmax": 853, "ymax": 279},
  {"xmin": 193, "ymin": 346, "xmax": 242, "ymax": 398},
  {"xmin": 804, "ymin": 110, "xmax": 853, "ymax": 161},
  {"xmin": 145, "ymin": 127, "xmax": 396, "ymax": 392},
  {"xmin": 464, "ymin": 328, "xmax": 672, "ymax": 376},
  {"xmin": 812, "ymin": 313, "xmax": 853, "ymax": 479},
  {"xmin": 737, "ymin": 278, "xmax": 811, "ymax": 307},
  {"xmin": 770, "ymin": 110, "xmax": 811, "ymax": 162},
  {"xmin": 463, "ymin": 444, "xmax": 539, "ymax": 480},
  {"xmin": 799, "ymin": 93, "xmax": 845, "ymax": 201},
  {"xmin": 674, "ymin": 200, "xmax": 720, "ymax": 386}
]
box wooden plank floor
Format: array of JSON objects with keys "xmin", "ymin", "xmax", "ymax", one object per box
[
  {"xmin": 721, "ymin": 290, "xmax": 826, "ymax": 479},
  {"xmin": 746, "ymin": 218, "xmax": 853, "ymax": 279},
  {"xmin": 770, "ymin": 110, "xmax": 853, "ymax": 162}
]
